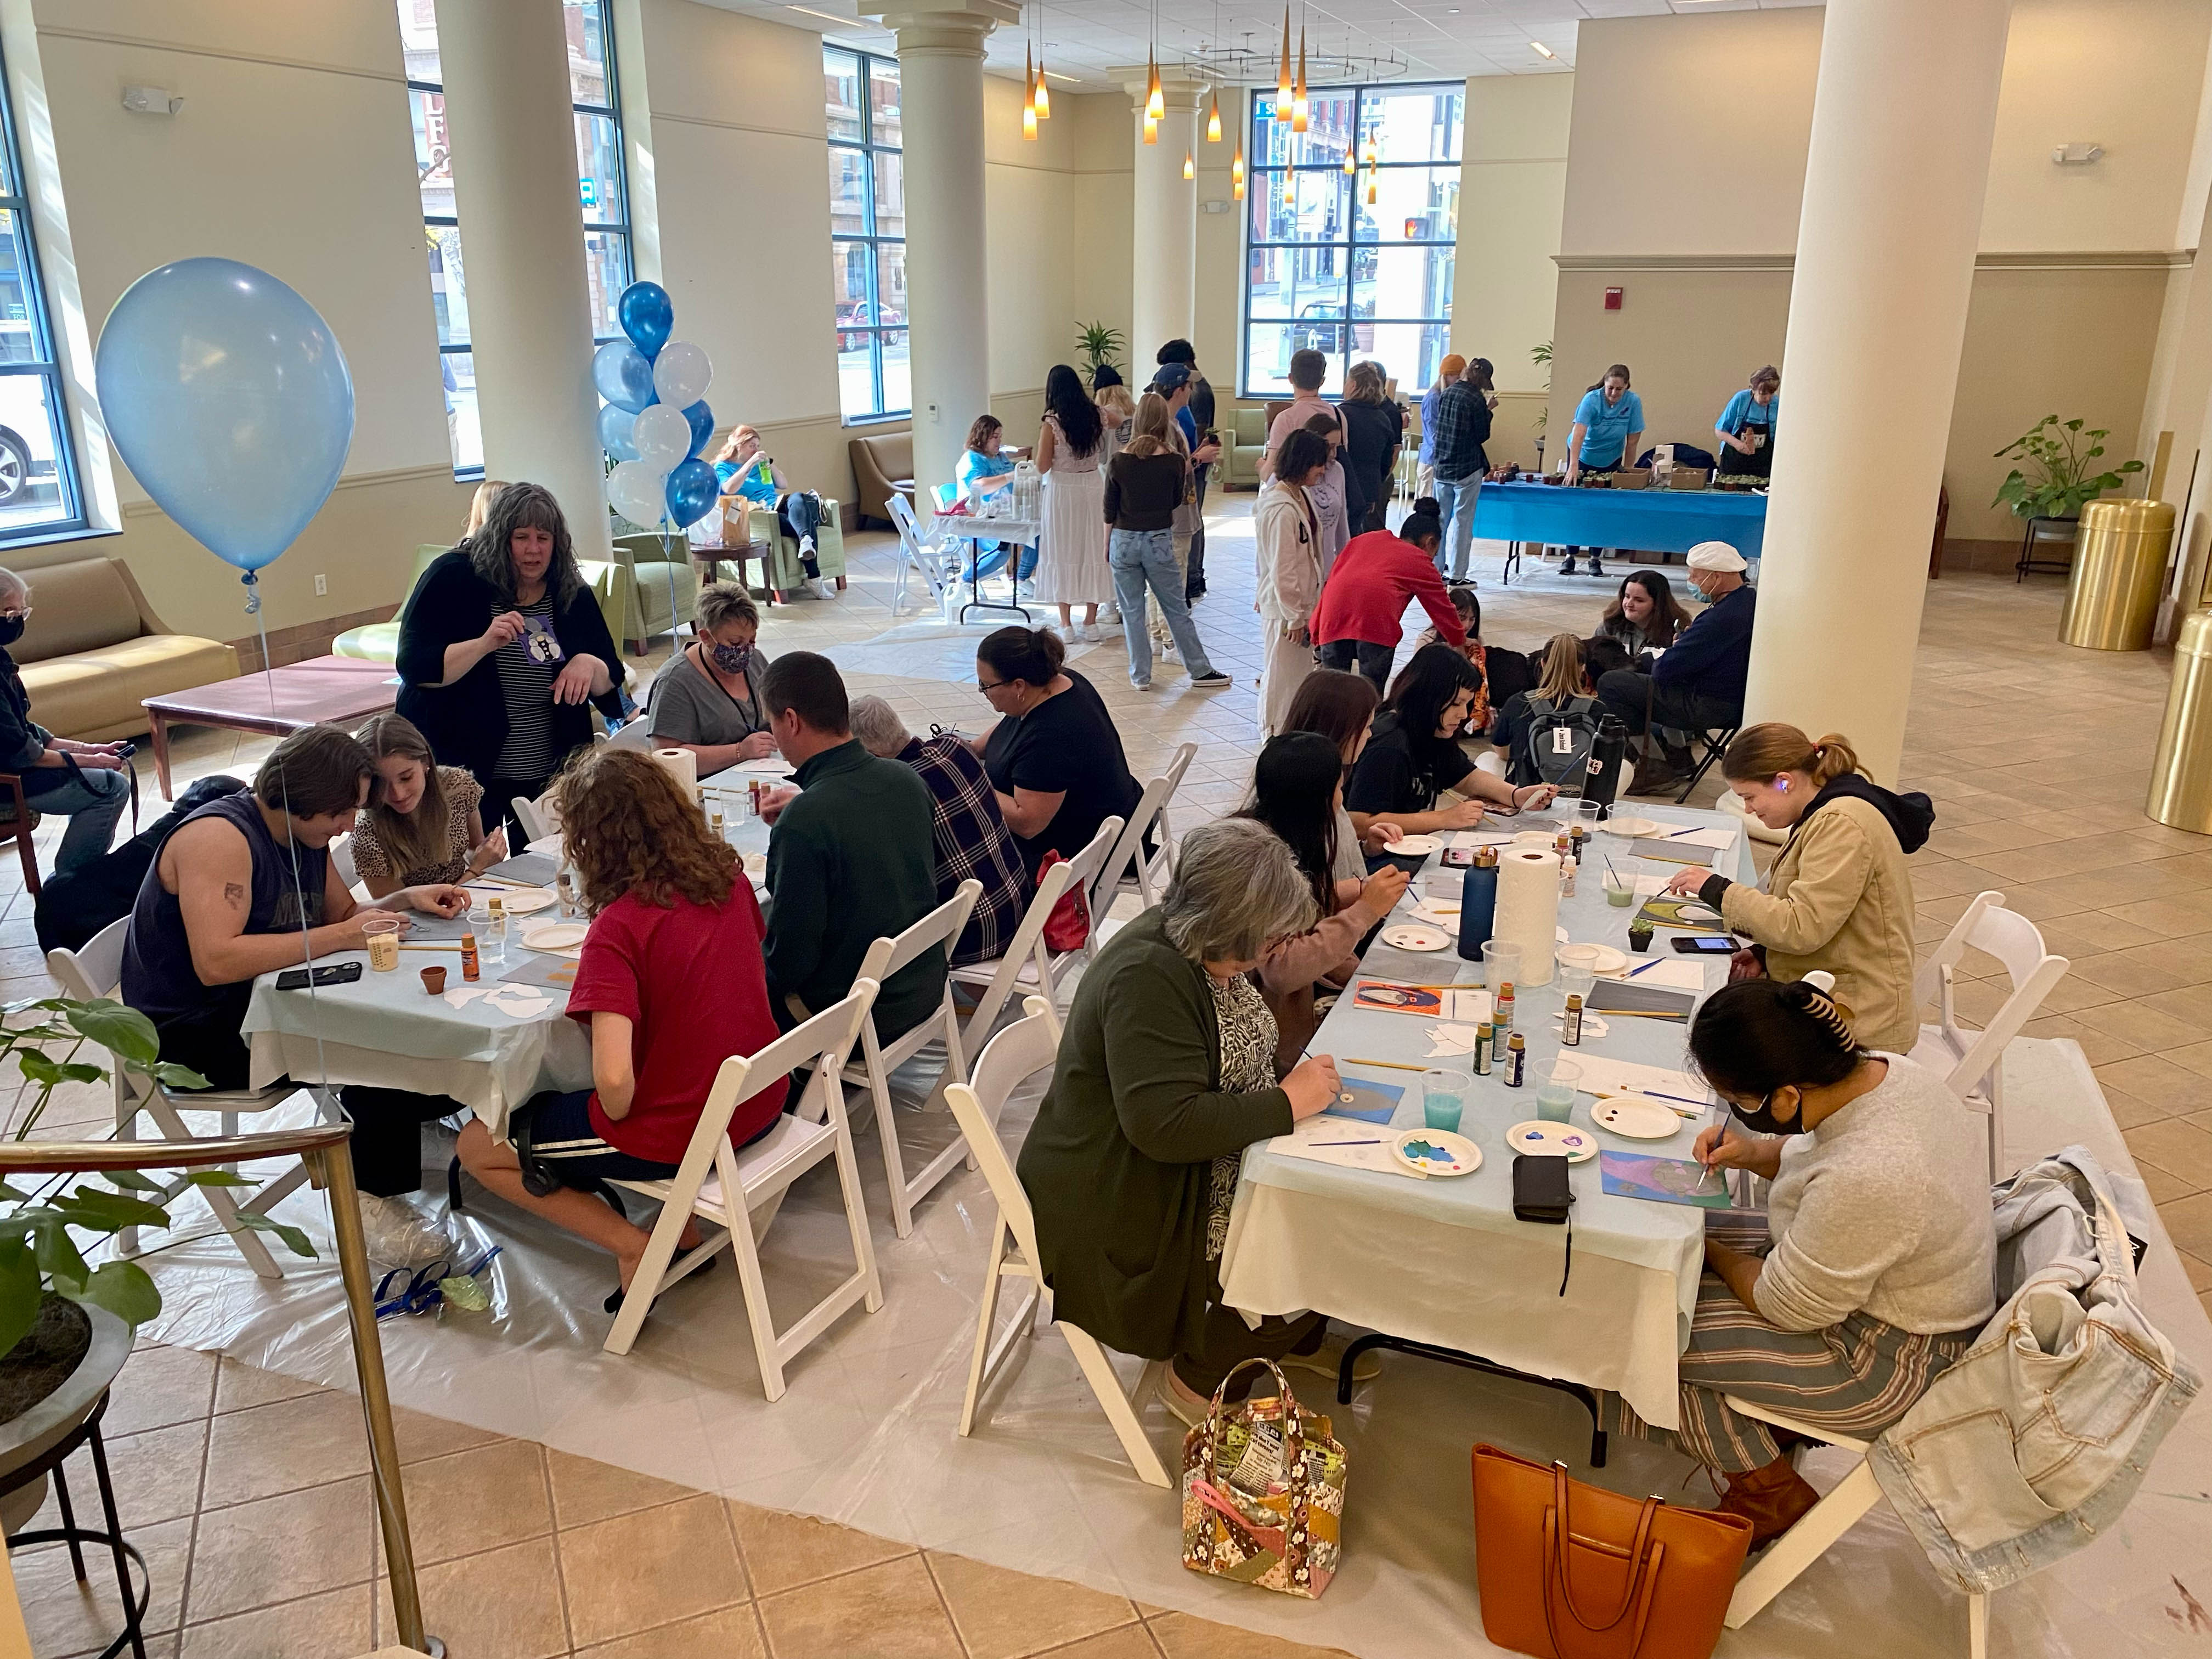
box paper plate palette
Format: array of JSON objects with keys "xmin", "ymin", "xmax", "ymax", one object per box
[
  {"xmin": 484, "ymin": 887, "xmax": 555, "ymax": 915},
  {"xmin": 1568, "ymin": 943, "xmax": 1630, "ymax": 975},
  {"xmin": 520, "ymin": 921, "xmax": 588, "ymax": 953},
  {"xmin": 1599, "ymin": 816, "xmax": 1660, "ymax": 839},
  {"xmin": 1505, "ymin": 1121, "xmax": 1597, "ymax": 1163},
  {"xmin": 1591, "ymin": 1096, "xmax": 1683, "ymax": 1140},
  {"xmin": 1383, "ymin": 834, "xmax": 1442, "ymax": 855},
  {"xmin": 1379, "ymin": 922, "xmax": 1452, "ymax": 952},
  {"xmin": 1391, "ymin": 1127, "xmax": 1481, "ymax": 1177},
  {"xmin": 1511, "ymin": 831, "xmax": 1557, "ymax": 848}
]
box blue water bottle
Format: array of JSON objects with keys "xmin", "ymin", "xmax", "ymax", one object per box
[{"xmin": 1458, "ymin": 848, "xmax": 1498, "ymax": 961}]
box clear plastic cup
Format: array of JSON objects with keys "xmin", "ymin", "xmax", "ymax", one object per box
[
  {"xmin": 1555, "ymin": 944, "xmax": 1601, "ymax": 1009},
  {"xmin": 1604, "ymin": 868, "xmax": 1637, "ymax": 907},
  {"xmin": 1537, "ymin": 1058, "xmax": 1581, "ymax": 1123},
  {"xmin": 1421, "ymin": 1070, "xmax": 1465, "ymax": 1134},
  {"xmin": 362, "ymin": 917, "xmax": 401, "ymax": 972},
  {"xmin": 1568, "ymin": 799, "xmax": 1602, "ymax": 839},
  {"xmin": 1480, "ymin": 939, "xmax": 1522, "ymax": 995}
]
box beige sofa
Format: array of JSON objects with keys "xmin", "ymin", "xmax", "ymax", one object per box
[{"xmin": 13, "ymin": 557, "xmax": 239, "ymax": 742}]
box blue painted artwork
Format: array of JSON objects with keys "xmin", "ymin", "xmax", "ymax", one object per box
[{"xmin": 1324, "ymin": 1079, "xmax": 1403, "ymax": 1126}]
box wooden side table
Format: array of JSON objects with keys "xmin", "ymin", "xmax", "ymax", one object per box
[{"xmin": 690, "ymin": 539, "xmax": 780, "ymax": 605}]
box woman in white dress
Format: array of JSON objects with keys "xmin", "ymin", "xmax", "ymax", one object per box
[{"xmin": 1033, "ymin": 364, "xmax": 1114, "ymax": 640}]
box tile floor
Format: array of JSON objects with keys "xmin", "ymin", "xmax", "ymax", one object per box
[{"xmin": 4, "ymin": 496, "xmax": 2210, "ymax": 1656}]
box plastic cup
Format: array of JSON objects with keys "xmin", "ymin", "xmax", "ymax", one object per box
[
  {"xmin": 1568, "ymin": 800, "xmax": 1602, "ymax": 838},
  {"xmin": 1537, "ymin": 1058, "xmax": 1582, "ymax": 1123},
  {"xmin": 1605, "ymin": 870, "xmax": 1637, "ymax": 907},
  {"xmin": 1480, "ymin": 939, "xmax": 1523, "ymax": 996},
  {"xmin": 363, "ymin": 917, "xmax": 400, "ymax": 972},
  {"xmin": 1421, "ymin": 1071, "xmax": 1465, "ymax": 1134}
]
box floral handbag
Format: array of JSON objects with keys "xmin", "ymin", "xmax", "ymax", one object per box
[{"xmin": 1180, "ymin": 1358, "xmax": 1348, "ymax": 1599}]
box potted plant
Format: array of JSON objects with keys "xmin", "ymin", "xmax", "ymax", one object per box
[
  {"xmin": 0, "ymin": 997, "xmax": 312, "ymax": 1531},
  {"xmin": 1993, "ymin": 416, "xmax": 2143, "ymax": 523},
  {"xmin": 1074, "ymin": 321, "xmax": 1125, "ymax": 383},
  {"xmin": 1531, "ymin": 340, "xmax": 1551, "ymax": 437}
]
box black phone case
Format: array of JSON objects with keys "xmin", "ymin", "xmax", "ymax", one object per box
[{"xmin": 1512, "ymin": 1154, "xmax": 1573, "ymax": 1223}]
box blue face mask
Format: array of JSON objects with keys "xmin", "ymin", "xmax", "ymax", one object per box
[{"xmin": 709, "ymin": 641, "xmax": 753, "ymax": 675}]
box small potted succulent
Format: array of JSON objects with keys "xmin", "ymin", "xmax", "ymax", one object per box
[
  {"xmin": 1993, "ymin": 416, "xmax": 2143, "ymax": 523},
  {"xmin": 0, "ymin": 997, "xmax": 312, "ymax": 1530}
]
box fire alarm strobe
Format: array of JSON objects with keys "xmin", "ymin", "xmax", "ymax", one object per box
[{"xmin": 1604, "ymin": 287, "xmax": 1623, "ymax": 311}]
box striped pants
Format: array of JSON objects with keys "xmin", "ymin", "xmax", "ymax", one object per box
[{"xmin": 1597, "ymin": 1213, "xmax": 1976, "ymax": 1474}]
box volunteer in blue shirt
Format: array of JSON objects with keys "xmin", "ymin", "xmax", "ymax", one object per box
[
  {"xmin": 955, "ymin": 414, "xmax": 1037, "ymax": 585},
  {"xmin": 1560, "ymin": 364, "xmax": 1646, "ymax": 578},
  {"xmin": 1714, "ymin": 366, "xmax": 1780, "ymax": 480},
  {"xmin": 1594, "ymin": 540, "xmax": 1757, "ymax": 793}
]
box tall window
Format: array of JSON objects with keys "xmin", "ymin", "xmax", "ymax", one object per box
[
  {"xmin": 398, "ymin": 0, "xmax": 634, "ymax": 475},
  {"xmin": 0, "ymin": 38, "xmax": 83, "ymax": 542},
  {"xmin": 826, "ymin": 48, "xmax": 906, "ymax": 422},
  {"xmin": 1241, "ymin": 82, "xmax": 1462, "ymax": 399}
]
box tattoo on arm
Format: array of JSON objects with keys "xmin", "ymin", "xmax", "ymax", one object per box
[{"xmin": 223, "ymin": 883, "xmax": 247, "ymax": 909}]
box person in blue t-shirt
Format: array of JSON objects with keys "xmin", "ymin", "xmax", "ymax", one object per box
[
  {"xmin": 1714, "ymin": 366, "xmax": 1780, "ymax": 479},
  {"xmin": 1560, "ymin": 364, "xmax": 1646, "ymax": 577},
  {"xmin": 955, "ymin": 415, "xmax": 1037, "ymax": 585}
]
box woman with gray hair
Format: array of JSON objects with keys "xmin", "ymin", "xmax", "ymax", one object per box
[
  {"xmin": 0, "ymin": 567, "xmax": 134, "ymax": 871},
  {"xmin": 1017, "ymin": 817, "xmax": 1353, "ymax": 1424},
  {"xmin": 646, "ymin": 582, "xmax": 776, "ymax": 777},
  {"xmin": 396, "ymin": 481, "xmax": 626, "ymax": 843}
]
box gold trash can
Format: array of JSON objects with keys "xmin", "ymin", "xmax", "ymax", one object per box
[
  {"xmin": 2148, "ymin": 609, "xmax": 2212, "ymax": 833},
  {"xmin": 2061, "ymin": 499, "xmax": 2175, "ymax": 651}
]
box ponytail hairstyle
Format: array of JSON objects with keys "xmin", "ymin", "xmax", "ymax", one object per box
[
  {"xmin": 1533, "ymin": 632, "xmax": 1586, "ymax": 703},
  {"xmin": 1688, "ymin": 978, "xmax": 1866, "ymax": 1099},
  {"xmin": 977, "ymin": 624, "xmax": 1065, "ymax": 690},
  {"xmin": 1125, "ymin": 391, "xmax": 1175, "ymax": 459},
  {"xmin": 1721, "ymin": 723, "xmax": 1860, "ymax": 791},
  {"xmin": 1398, "ymin": 495, "xmax": 1444, "ymax": 551}
]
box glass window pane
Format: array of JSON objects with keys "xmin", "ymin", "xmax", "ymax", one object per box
[
  {"xmin": 1356, "ymin": 324, "xmax": 1452, "ymax": 397},
  {"xmin": 583, "ymin": 228, "xmax": 628, "ymax": 337},
  {"xmin": 1249, "ymin": 242, "xmax": 1350, "ymax": 326},
  {"xmin": 1361, "ymin": 85, "xmax": 1463, "ymax": 165},
  {"xmin": 428, "ymin": 224, "xmax": 469, "ymax": 347},
  {"xmin": 1251, "ymin": 167, "xmax": 1347, "ymax": 246},
  {"xmin": 574, "ymin": 111, "xmax": 622, "ymax": 222},
  {"xmin": 876, "ymin": 241, "xmax": 906, "ymax": 324},
  {"xmin": 0, "ymin": 218, "xmax": 36, "ymax": 362},
  {"xmin": 838, "ymin": 332, "xmax": 876, "ymax": 420},
  {"xmin": 872, "ymin": 150, "xmax": 904, "ymax": 238},
  {"xmin": 1359, "ymin": 166, "xmax": 1457, "ymax": 244},
  {"xmin": 396, "ymin": 0, "xmax": 441, "ymax": 86},
  {"xmin": 825, "ymin": 48, "xmax": 862, "ymax": 143},
  {"xmin": 410, "ymin": 90, "xmax": 456, "ymax": 221},
  {"xmin": 880, "ymin": 329, "xmax": 909, "ymax": 416},
  {"xmin": 829, "ymin": 147, "xmax": 868, "ymax": 236},
  {"xmin": 1245, "ymin": 324, "xmax": 1344, "ymax": 399},
  {"xmin": 0, "ymin": 374, "xmax": 74, "ymax": 531},
  {"xmin": 1360, "ymin": 244, "xmax": 1454, "ymax": 322},
  {"xmin": 442, "ymin": 351, "xmax": 482, "ymax": 475},
  {"xmin": 1288, "ymin": 90, "xmax": 1357, "ymax": 169},
  {"xmin": 870, "ymin": 60, "xmax": 901, "ymax": 148},
  {"xmin": 832, "ymin": 242, "xmax": 872, "ymax": 342},
  {"xmin": 565, "ymin": 0, "xmax": 612, "ymax": 105}
]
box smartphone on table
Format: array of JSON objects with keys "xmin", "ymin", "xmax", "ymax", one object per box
[{"xmin": 275, "ymin": 962, "xmax": 365, "ymax": 990}]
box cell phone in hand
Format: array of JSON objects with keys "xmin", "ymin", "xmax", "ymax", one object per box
[{"xmin": 275, "ymin": 962, "xmax": 364, "ymax": 990}]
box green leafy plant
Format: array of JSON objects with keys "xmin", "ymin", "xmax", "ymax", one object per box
[
  {"xmin": 1531, "ymin": 340, "xmax": 1553, "ymax": 436},
  {"xmin": 1993, "ymin": 416, "xmax": 2143, "ymax": 521},
  {"xmin": 0, "ymin": 997, "xmax": 313, "ymax": 1358},
  {"xmin": 1074, "ymin": 321, "xmax": 1125, "ymax": 380}
]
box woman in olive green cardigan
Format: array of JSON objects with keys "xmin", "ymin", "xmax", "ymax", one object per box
[{"xmin": 1017, "ymin": 819, "xmax": 1347, "ymax": 1419}]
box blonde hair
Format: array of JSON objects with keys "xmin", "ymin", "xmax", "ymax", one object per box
[
  {"xmin": 462, "ymin": 480, "xmax": 510, "ymax": 538},
  {"xmin": 1096, "ymin": 385, "xmax": 1136, "ymax": 426},
  {"xmin": 1124, "ymin": 391, "xmax": 1176, "ymax": 460},
  {"xmin": 354, "ymin": 713, "xmax": 455, "ymax": 878},
  {"xmin": 1534, "ymin": 633, "xmax": 1585, "ymax": 703},
  {"xmin": 1346, "ymin": 360, "xmax": 1387, "ymax": 404},
  {"xmin": 1722, "ymin": 723, "xmax": 1860, "ymax": 789}
]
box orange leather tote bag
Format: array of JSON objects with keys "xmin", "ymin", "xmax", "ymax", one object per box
[{"xmin": 1471, "ymin": 1443, "xmax": 1752, "ymax": 1659}]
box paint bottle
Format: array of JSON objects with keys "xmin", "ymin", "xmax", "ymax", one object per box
[
  {"xmin": 1561, "ymin": 855, "xmax": 1578, "ymax": 898},
  {"xmin": 460, "ymin": 930, "xmax": 481, "ymax": 983},
  {"xmin": 1504, "ymin": 1033, "xmax": 1527, "ymax": 1087},
  {"xmin": 1494, "ymin": 979, "xmax": 1516, "ymax": 1034},
  {"xmin": 1473, "ymin": 1023, "xmax": 1493, "ymax": 1075},
  {"xmin": 1564, "ymin": 994, "xmax": 1584, "ymax": 1047},
  {"xmin": 1457, "ymin": 847, "xmax": 1498, "ymax": 960}
]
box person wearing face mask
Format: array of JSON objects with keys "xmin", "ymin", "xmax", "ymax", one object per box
[
  {"xmin": 0, "ymin": 567, "xmax": 134, "ymax": 872},
  {"xmin": 1594, "ymin": 540, "xmax": 1756, "ymax": 792},
  {"xmin": 645, "ymin": 583, "xmax": 777, "ymax": 778},
  {"xmin": 1595, "ymin": 977, "xmax": 1995, "ymax": 1547},
  {"xmin": 1664, "ymin": 724, "xmax": 1931, "ymax": 1052}
]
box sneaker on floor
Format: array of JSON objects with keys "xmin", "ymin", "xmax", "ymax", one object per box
[
  {"xmin": 1130, "ymin": 678, "xmax": 1154, "ymax": 692},
  {"xmin": 1160, "ymin": 638, "xmax": 1178, "ymax": 660},
  {"xmin": 1559, "ymin": 558, "xmax": 1579, "ymax": 575},
  {"xmin": 1188, "ymin": 671, "xmax": 1232, "ymax": 690},
  {"xmin": 1282, "ymin": 1332, "xmax": 1384, "ymax": 1385},
  {"xmin": 1588, "ymin": 561, "xmax": 1606, "ymax": 579},
  {"xmin": 1161, "ymin": 1364, "xmax": 1215, "ymax": 1428},
  {"xmin": 808, "ymin": 577, "xmax": 837, "ymax": 601},
  {"xmin": 357, "ymin": 1193, "xmax": 452, "ymax": 1270}
]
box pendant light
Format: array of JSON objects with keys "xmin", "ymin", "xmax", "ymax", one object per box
[
  {"xmin": 1232, "ymin": 134, "xmax": 1246, "ymax": 199},
  {"xmin": 1183, "ymin": 150, "xmax": 1195, "ymax": 180},
  {"xmin": 1144, "ymin": 110, "xmax": 1158, "ymax": 144},
  {"xmin": 1034, "ymin": 5, "xmax": 1049, "ymax": 120},
  {"xmin": 1276, "ymin": 7, "xmax": 1292, "ymax": 120},
  {"xmin": 1023, "ymin": 45, "xmax": 1038, "ymax": 140},
  {"xmin": 1206, "ymin": 88, "xmax": 1222, "ymax": 142},
  {"xmin": 1147, "ymin": 61, "xmax": 1164, "ymax": 121},
  {"xmin": 1292, "ymin": 26, "xmax": 1308, "ymax": 133},
  {"xmin": 1342, "ymin": 137, "xmax": 1356, "ymax": 177}
]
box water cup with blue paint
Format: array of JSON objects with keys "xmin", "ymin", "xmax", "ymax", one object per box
[
  {"xmin": 1421, "ymin": 1069, "xmax": 1466, "ymax": 1135},
  {"xmin": 1537, "ymin": 1058, "xmax": 1582, "ymax": 1124}
]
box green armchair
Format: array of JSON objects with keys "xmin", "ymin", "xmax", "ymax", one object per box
[
  {"xmin": 710, "ymin": 495, "xmax": 850, "ymax": 599},
  {"xmin": 1224, "ymin": 408, "xmax": 1270, "ymax": 489},
  {"xmin": 611, "ymin": 532, "xmax": 699, "ymax": 652}
]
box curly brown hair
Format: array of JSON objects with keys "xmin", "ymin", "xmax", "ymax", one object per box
[{"xmin": 553, "ymin": 747, "xmax": 737, "ymax": 915}]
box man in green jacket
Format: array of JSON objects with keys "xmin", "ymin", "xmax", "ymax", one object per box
[{"xmin": 759, "ymin": 652, "xmax": 944, "ymax": 1038}]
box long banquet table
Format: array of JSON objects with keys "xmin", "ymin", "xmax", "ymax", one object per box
[{"xmin": 1472, "ymin": 480, "xmax": 1769, "ymax": 563}]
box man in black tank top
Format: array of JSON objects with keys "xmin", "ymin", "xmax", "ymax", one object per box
[{"xmin": 121, "ymin": 726, "xmax": 476, "ymax": 1266}]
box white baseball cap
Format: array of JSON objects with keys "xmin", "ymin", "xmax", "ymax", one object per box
[{"xmin": 1686, "ymin": 541, "xmax": 1748, "ymax": 572}]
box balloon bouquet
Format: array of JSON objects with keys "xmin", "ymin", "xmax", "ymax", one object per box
[{"xmin": 594, "ymin": 280, "xmax": 720, "ymax": 556}]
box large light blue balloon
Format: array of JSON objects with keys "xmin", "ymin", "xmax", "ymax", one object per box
[
  {"xmin": 665, "ymin": 458, "xmax": 720, "ymax": 528},
  {"xmin": 592, "ymin": 341, "xmax": 654, "ymax": 413},
  {"xmin": 618, "ymin": 281, "xmax": 673, "ymax": 360},
  {"xmin": 598, "ymin": 401, "xmax": 639, "ymax": 462},
  {"xmin": 94, "ymin": 258, "xmax": 353, "ymax": 573}
]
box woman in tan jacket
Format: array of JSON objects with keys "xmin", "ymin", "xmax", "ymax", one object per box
[
  {"xmin": 1254, "ymin": 430, "xmax": 1331, "ymax": 736},
  {"xmin": 1664, "ymin": 724, "xmax": 1933, "ymax": 1052}
]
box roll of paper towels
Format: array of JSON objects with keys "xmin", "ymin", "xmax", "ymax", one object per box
[
  {"xmin": 653, "ymin": 747, "xmax": 699, "ymax": 799},
  {"xmin": 1494, "ymin": 847, "xmax": 1561, "ymax": 986}
]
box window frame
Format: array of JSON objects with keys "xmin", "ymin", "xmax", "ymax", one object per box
[
  {"xmin": 1238, "ymin": 80, "xmax": 1463, "ymax": 402},
  {"xmin": 826, "ymin": 46, "xmax": 907, "ymax": 425},
  {"xmin": 406, "ymin": 0, "xmax": 636, "ymax": 478},
  {"xmin": 0, "ymin": 36, "xmax": 86, "ymax": 543}
]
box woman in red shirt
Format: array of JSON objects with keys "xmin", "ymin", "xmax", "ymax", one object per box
[
  {"xmin": 456, "ymin": 746, "xmax": 785, "ymax": 1307},
  {"xmin": 1311, "ymin": 497, "xmax": 1467, "ymax": 695}
]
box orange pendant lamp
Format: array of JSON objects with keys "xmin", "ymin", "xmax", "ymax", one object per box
[
  {"xmin": 1292, "ymin": 29, "xmax": 1307, "ymax": 133},
  {"xmin": 1183, "ymin": 150, "xmax": 1195, "ymax": 180},
  {"xmin": 1232, "ymin": 133, "xmax": 1246, "ymax": 199},
  {"xmin": 1276, "ymin": 8, "xmax": 1292, "ymax": 119},
  {"xmin": 1206, "ymin": 88, "xmax": 1222, "ymax": 142},
  {"xmin": 1023, "ymin": 47, "xmax": 1037, "ymax": 139},
  {"xmin": 1035, "ymin": 48, "xmax": 1049, "ymax": 118}
]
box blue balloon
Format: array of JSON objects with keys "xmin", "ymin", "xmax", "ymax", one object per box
[
  {"xmin": 597, "ymin": 401, "xmax": 639, "ymax": 462},
  {"xmin": 94, "ymin": 258, "xmax": 353, "ymax": 573},
  {"xmin": 665, "ymin": 458, "xmax": 720, "ymax": 528},
  {"xmin": 682, "ymin": 400, "xmax": 714, "ymax": 458},
  {"xmin": 618, "ymin": 282, "xmax": 674, "ymax": 360},
  {"xmin": 592, "ymin": 341, "xmax": 654, "ymax": 413}
]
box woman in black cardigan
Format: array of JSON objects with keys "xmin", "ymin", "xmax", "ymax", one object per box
[{"xmin": 396, "ymin": 482, "xmax": 625, "ymax": 843}]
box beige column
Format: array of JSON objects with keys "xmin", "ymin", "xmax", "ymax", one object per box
[
  {"xmin": 1742, "ymin": 0, "xmax": 2013, "ymax": 782},
  {"xmin": 1119, "ymin": 74, "xmax": 1206, "ymax": 368},
  {"xmin": 867, "ymin": 0, "xmax": 1014, "ymax": 501},
  {"xmin": 432, "ymin": 0, "xmax": 609, "ymax": 561}
]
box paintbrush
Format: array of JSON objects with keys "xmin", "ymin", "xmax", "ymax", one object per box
[{"xmin": 1343, "ymin": 1057, "xmax": 1427, "ymax": 1073}]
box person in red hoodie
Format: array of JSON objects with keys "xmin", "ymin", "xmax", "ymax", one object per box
[{"xmin": 1310, "ymin": 497, "xmax": 1466, "ymax": 694}]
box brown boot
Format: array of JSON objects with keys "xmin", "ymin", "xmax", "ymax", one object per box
[
  {"xmin": 1627, "ymin": 749, "xmax": 1681, "ymax": 796},
  {"xmin": 1714, "ymin": 1453, "xmax": 1821, "ymax": 1548}
]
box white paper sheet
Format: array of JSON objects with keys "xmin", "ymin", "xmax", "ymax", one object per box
[
  {"xmin": 1570, "ymin": 1054, "xmax": 1707, "ymax": 1110},
  {"xmin": 1268, "ymin": 1116, "xmax": 1417, "ymax": 1177},
  {"xmin": 1651, "ymin": 824, "xmax": 1736, "ymax": 850},
  {"xmin": 1603, "ymin": 958, "xmax": 1706, "ymax": 991}
]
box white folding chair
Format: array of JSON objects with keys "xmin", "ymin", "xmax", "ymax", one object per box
[
  {"xmin": 887, "ymin": 492, "xmax": 949, "ymax": 619},
  {"xmin": 605, "ymin": 981, "xmax": 884, "ymax": 1400},
  {"xmin": 950, "ymin": 815, "xmax": 1122, "ymax": 1030},
  {"xmin": 1090, "ymin": 742, "xmax": 1197, "ymax": 921},
  {"xmin": 330, "ymin": 833, "xmax": 362, "ymax": 893},
  {"xmin": 947, "ymin": 995, "xmax": 1171, "ymax": 1487},
  {"xmin": 837, "ymin": 879, "xmax": 983, "ymax": 1238},
  {"xmin": 1150, "ymin": 740, "xmax": 1199, "ymax": 871},
  {"xmin": 47, "ymin": 920, "xmax": 325, "ymax": 1278},
  {"xmin": 1910, "ymin": 891, "xmax": 2070, "ymax": 1183},
  {"xmin": 1720, "ymin": 1395, "xmax": 1988, "ymax": 1657},
  {"xmin": 606, "ymin": 718, "xmax": 658, "ymax": 752},
  {"xmin": 512, "ymin": 789, "xmax": 558, "ymax": 843}
]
